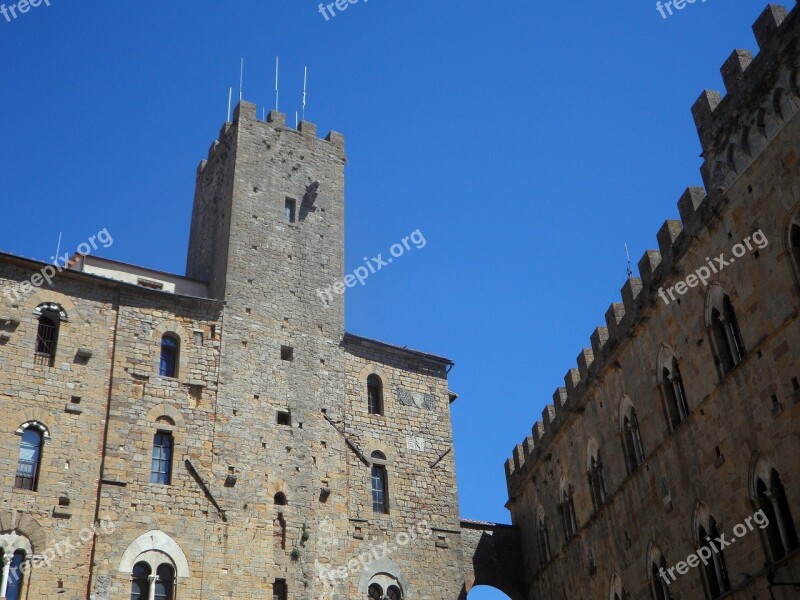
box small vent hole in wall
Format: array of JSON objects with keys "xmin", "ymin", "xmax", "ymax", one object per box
[
  {"xmin": 771, "ymin": 394, "xmax": 780, "ymax": 410},
  {"xmin": 792, "ymin": 377, "xmax": 799, "ymax": 391},
  {"xmin": 281, "ymin": 346, "xmax": 294, "ymax": 361}
]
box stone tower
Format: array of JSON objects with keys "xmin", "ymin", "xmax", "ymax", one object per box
[{"xmin": 185, "ymin": 102, "xmax": 352, "ymax": 595}]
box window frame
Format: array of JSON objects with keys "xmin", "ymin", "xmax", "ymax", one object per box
[
  {"xmin": 159, "ymin": 334, "xmax": 180, "ymax": 379},
  {"xmin": 150, "ymin": 431, "xmax": 174, "ymax": 486},
  {"xmin": 367, "ymin": 374, "xmax": 384, "ymax": 416},
  {"xmin": 14, "ymin": 425, "xmax": 45, "ymax": 492}
]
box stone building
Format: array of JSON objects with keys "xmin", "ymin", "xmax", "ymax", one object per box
[
  {"xmin": 0, "ymin": 95, "xmax": 513, "ymax": 598},
  {"xmin": 505, "ymin": 4, "xmax": 800, "ymax": 600}
]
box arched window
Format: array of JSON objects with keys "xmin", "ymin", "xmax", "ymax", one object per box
[
  {"xmin": 622, "ymin": 405, "xmax": 645, "ymax": 473},
  {"xmin": 559, "ymin": 485, "xmax": 578, "ymax": 540},
  {"xmin": 658, "ymin": 349, "xmax": 690, "ymax": 431},
  {"xmin": 650, "ymin": 554, "xmax": 670, "ymax": 600},
  {"xmin": 159, "ymin": 334, "xmax": 179, "ymax": 378},
  {"xmin": 790, "ymin": 218, "xmax": 800, "ymax": 271},
  {"xmin": 4, "ymin": 550, "xmax": 27, "ymax": 600},
  {"xmin": 34, "ymin": 304, "xmax": 63, "ymax": 366},
  {"xmin": 387, "ymin": 586, "xmax": 402, "ymax": 600},
  {"xmin": 367, "ymin": 375, "xmax": 384, "ymax": 415},
  {"xmin": 536, "ymin": 506, "xmax": 552, "ymax": 568},
  {"xmin": 274, "ymin": 492, "xmax": 287, "ymax": 506},
  {"xmin": 130, "ymin": 562, "xmax": 151, "ymax": 600},
  {"xmin": 150, "ymin": 432, "xmax": 173, "ymax": 485},
  {"xmin": 707, "ymin": 288, "xmax": 745, "ymax": 376},
  {"xmin": 371, "ymin": 451, "xmax": 389, "ymax": 514},
  {"xmin": 15, "ymin": 427, "xmax": 43, "ymax": 491},
  {"xmin": 609, "ymin": 573, "xmax": 625, "ymax": 600},
  {"xmin": 154, "ymin": 564, "xmax": 174, "ymax": 600},
  {"xmin": 757, "ymin": 469, "xmax": 799, "ymax": 561},
  {"xmin": 698, "ymin": 517, "xmax": 731, "ymax": 599},
  {"xmin": 368, "ymin": 584, "xmax": 383, "ymax": 599},
  {"xmin": 588, "ymin": 455, "xmax": 607, "ymax": 512}
]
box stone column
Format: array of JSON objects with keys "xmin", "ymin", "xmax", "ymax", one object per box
[
  {"xmin": 148, "ymin": 574, "xmax": 157, "ymax": 600},
  {"xmin": 0, "ymin": 554, "xmax": 11, "ymax": 598}
]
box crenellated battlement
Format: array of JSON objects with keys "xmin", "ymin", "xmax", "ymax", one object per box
[
  {"xmin": 505, "ymin": 3, "xmax": 800, "ymax": 500},
  {"xmin": 692, "ymin": 4, "xmax": 799, "ymax": 192},
  {"xmin": 196, "ymin": 100, "xmax": 345, "ymax": 175}
]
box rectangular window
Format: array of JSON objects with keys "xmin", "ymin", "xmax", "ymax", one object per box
[
  {"xmin": 150, "ymin": 432, "xmax": 173, "ymax": 485},
  {"xmin": 284, "ymin": 198, "xmax": 296, "ymax": 223},
  {"xmin": 371, "ymin": 465, "xmax": 388, "ymax": 514},
  {"xmin": 273, "ymin": 579, "xmax": 287, "ymax": 600},
  {"xmin": 277, "ymin": 411, "xmax": 291, "ymax": 426}
]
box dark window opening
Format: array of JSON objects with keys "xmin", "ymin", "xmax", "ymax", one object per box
[
  {"xmin": 130, "ymin": 562, "xmax": 151, "ymax": 600},
  {"xmin": 281, "ymin": 345, "xmax": 293, "ymax": 361},
  {"xmin": 273, "ymin": 579, "xmax": 287, "ymax": 600},
  {"xmin": 367, "ymin": 375, "xmax": 384, "ymax": 415},
  {"xmin": 35, "ymin": 310, "xmax": 60, "ymax": 366},
  {"xmin": 159, "ymin": 334, "xmax": 179, "ymax": 378},
  {"xmin": 285, "ymin": 198, "xmax": 296, "ymax": 223},
  {"xmin": 277, "ymin": 411, "xmax": 291, "ymax": 426}
]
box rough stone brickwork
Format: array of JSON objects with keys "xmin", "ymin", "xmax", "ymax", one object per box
[
  {"xmin": 505, "ymin": 4, "xmax": 800, "ymax": 599},
  {"xmin": 0, "ymin": 91, "xmax": 500, "ymax": 597}
]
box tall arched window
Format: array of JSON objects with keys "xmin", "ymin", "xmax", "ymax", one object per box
[
  {"xmin": 159, "ymin": 334, "xmax": 179, "ymax": 378},
  {"xmin": 371, "ymin": 451, "xmax": 389, "ymax": 514},
  {"xmin": 757, "ymin": 469, "xmax": 799, "ymax": 561},
  {"xmin": 368, "ymin": 584, "xmax": 383, "ymax": 599},
  {"xmin": 560, "ymin": 485, "xmax": 578, "ymax": 540},
  {"xmin": 154, "ymin": 564, "xmax": 175, "ymax": 600},
  {"xmin": 130, "ymin": 562, "xmax": 151, "ymax": 600},
  {"xmin": 790, "ymin": 218, "xmax": 800, "ymax": 271},
  {"xmin": 650, "ymin": 554, "xmax": 670, "ymax": 600},
  {"xmin": 788, "ymin": 215, "xmax": 800, "ymax": 291},
  {"xmin": 4, "ymin": 550, "xmax": 27, "ymax": 600},
  {"xmin": 150, "ymin": 432, "xmax": 173, "ymax": 485},
  {"xmin": 367, "ymin": 375, "xmax": 384, "ymax": 415},
  {"xmin": 15, "ymin": 427, "xmax": 43, "ymax": 491},
  {"xmin": 707, "ymin": 287, "xmax": 745, "ymax": 376},
  {"xmin": 536, "ymin": 506, "xmax": 552, "ymax": 568},
  {"xmin": 622, "ymin": 405, "xmax": 645, "ymax": 474},
  {"xmin": 658, "ymin": 348, "xmax": 690, "ymax": 431},
  {"xmin": 698, "ymin": 517, "xmax": 731, "ymax": 599},
  {"xmin": 588, "ymin": 455, "xmax": 607, "ymax": 512},
  {"xmin": 34, "ymin": 304, "xmax": 64, "ymax": 366},
  {"xmin": 387, "ymin": 586, "xmax": 402, "ymax": 600}
]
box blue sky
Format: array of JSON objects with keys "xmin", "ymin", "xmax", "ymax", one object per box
[{"xmin": 0, "ymin": 1, "xmax": 773, "ymax": 597}]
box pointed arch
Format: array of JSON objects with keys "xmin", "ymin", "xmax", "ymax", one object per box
[
  {"xmin": 119, "ymin": 530, "xmax": 190, "ymax": 578},
  {"xmin": 656, "ymin": 344, "xmax": 690, "ymax": 430}
]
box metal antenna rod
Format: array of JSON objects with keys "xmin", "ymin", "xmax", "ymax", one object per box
[
  {"xmin": 239, "ymin": 58, "xmax": 244, "ymax": 101},
  {"xmin": 302, "ymin": 66, "xmax": 307, "ymax": 122},
  {"xmin": 227, "ymin": 87, "xmax": 232, "ymax": 122},
  {"xmin": 625, "ymin": 243, "xmax": 633, "ymax": 279},
  {"xmin": 275, "ymin": 56, "xmax": 280, "ymax": 112}
]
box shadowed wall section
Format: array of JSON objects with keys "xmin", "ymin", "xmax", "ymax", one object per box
[{"xmin": 460, "ymin": 519, "xmax": 524, "ymax": 600}]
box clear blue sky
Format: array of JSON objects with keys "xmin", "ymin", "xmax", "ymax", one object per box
[{"xmin": 0, "ymin": 1, "xmax": 772, "ymax": 597}]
